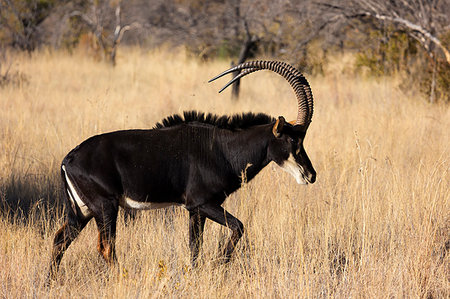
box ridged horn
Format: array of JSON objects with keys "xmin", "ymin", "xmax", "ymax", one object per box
[{"xmin": 208, "ymin": 61, "xmax": 314, "ymax": 128}]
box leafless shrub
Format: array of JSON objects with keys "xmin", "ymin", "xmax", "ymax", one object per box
[{"xmin": 0, "ymin": 49, "xmax": 28, "ymax": 88}]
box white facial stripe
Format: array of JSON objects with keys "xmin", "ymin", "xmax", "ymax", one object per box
[
  {"xmin": 62, "ymin": 165, "xmax": 92, "ymax": 218},
  {"xmin": 279, "ymin": 154, "xmax": 307, "ymax": 185},
  {"xmin": 120, "ymin": 196, "xmax": 176, "ymax": 210}
]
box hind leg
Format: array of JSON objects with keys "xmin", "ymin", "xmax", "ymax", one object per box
[
  {"xmin": 94, "ymin": 201, "xmax": 119, "ymax": 265},
  {"xmin": 47, "ymin": 210, "xmax": 91, "ymax": 282}
]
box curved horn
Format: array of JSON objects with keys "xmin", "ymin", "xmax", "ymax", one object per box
[{"xmin": 208, "ymin": 61, "xmax": 314, "ymax": 128}]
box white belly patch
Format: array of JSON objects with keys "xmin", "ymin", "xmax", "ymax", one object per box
[
  {"xmin": 62, "ymin": 165, "xmax": 92, "ymax": 218},
  {"xmin": 120, "ymin": 196, "xmax": 176, "ymax": 210}
]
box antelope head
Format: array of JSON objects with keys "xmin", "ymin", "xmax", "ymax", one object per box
[{"xmin": 209, "ymin": 61, "xmax": 316, "ymax": 185}]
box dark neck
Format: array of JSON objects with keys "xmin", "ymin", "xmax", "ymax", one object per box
[{"xmin": 219, "ymin": 124, "xmax": 273, "ymax": 182}]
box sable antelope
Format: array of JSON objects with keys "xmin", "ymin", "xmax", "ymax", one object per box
[{"xmin": 47, "ymin": 61, "xmax": 316, "ymax": 280}]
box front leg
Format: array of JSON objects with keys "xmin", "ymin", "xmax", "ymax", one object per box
[
  {"xmin": 197, "ymin": 203, "xmax": 244, "ymax": 263},
  {"xmin": 189, "ymin": 208, "xmax": 206, "ymax": 267}
]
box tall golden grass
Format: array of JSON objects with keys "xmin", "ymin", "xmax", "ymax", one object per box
[{"xmin": 0, "ymin": 49, "xmax": 448, "ymax": 298}]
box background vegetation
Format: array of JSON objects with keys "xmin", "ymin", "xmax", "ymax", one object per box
[
  {"xmin": 1, "ymin": 0, "xmax": 449, "ymax": 101},
  {"xmin": 0, "ymin": 49, "xmax": 448, "ymax": 298},
  {"xmin": 0, "ymin": 0, "xmax": 449, "ymax": 297}
]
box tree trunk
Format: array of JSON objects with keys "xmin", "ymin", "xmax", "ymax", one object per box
[
  {"xmin": 231, "ymin": 38, "xmax": 257, "ymax": 100},
  {"xmin": 430, "ymin": 56, "xmax": 437, "ymax": 103}
]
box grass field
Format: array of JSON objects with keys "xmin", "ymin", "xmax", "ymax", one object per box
[{"xmin": 0, "ymin": 49, "xmax": 448, "ymax": 298}]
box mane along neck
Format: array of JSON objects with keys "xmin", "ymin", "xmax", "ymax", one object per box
[{"xmin": 154, "ymin": 110, "xmax": 275, "ymax": 131}]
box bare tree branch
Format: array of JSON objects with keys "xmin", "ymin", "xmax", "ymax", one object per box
[
  {"xmin": 362, "ymin": 11, "xmax": 449, "ymax": 63},
  {"xmin": 314, "ymin": 0, "xmax": 450, "ymax": 64},
  {"xmin": 69, "ymin": 11, "xmax": 95, "ymax": 29}
]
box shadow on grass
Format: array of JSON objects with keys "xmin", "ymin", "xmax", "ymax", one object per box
[
  {"xmin": 0, "ymin": 171, "xmax": 65, "ymax": 225},
  {"xmin": 0, "ymin": 171, "xmax": 141, "ymax": 227}
]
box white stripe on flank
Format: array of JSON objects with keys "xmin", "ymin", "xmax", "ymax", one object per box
[
  {"xmin": 62, "ymin": 165, "xmax": 92, "ymax": 218},
  {"xmin": 120, "ymin": 196, "xmax": 175, "ymax": 210}
]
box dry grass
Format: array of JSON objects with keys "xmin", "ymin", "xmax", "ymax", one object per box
[{"xmin": 0, "ymin": 48, "xmax": 448, "ymax": 298}]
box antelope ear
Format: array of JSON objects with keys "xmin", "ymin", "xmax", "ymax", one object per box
[{"xmin": 272, "ymin": 116, "xmax": 286, "ymax": 137}]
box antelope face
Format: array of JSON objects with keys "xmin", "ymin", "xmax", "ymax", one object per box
[{"xmin": 269, "ymin": 116, "xmax": 316, "ymax": 185}]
